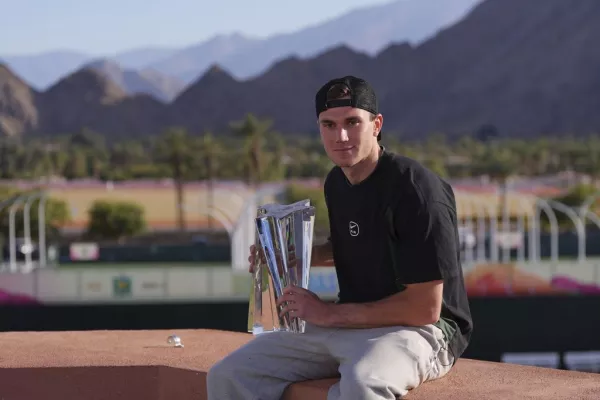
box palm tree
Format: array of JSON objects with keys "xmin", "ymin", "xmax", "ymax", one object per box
[
  {"xmin": 230, "ymin": 113, "xmax": 273, "ymax": 188},
  {"xmin": 155, "ymin": 127, "xmax": 193, "ymax": 232},
  {"xmin": 197, "ymin": 132, "xmax": 221, "ymax": 230}
]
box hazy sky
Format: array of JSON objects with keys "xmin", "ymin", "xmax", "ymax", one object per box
[{"xmin": 0, "ymin": 0, "xmax": 395, "ymax": 55}]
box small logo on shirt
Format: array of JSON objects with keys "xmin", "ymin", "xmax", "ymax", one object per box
[{"xmin": 349, "ymin": 221, "xmax": 359, "ymax": 237}]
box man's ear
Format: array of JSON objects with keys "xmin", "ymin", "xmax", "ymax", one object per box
[{"xmin": 374, "ymin": 113, "xmax": 383, "ymax": 136}]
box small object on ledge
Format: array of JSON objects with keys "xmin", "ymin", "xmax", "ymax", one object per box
[{"xmin": 167, "ymin": 334, "xmax": 184, "ymax": 348}]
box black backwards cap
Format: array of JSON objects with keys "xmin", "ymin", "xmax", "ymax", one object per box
[{"xmin": 315, "ymin": 75, "xmax": 381, "ymax": 141}]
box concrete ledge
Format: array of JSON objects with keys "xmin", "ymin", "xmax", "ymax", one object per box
[{"xmin": 0, "ymin": 329, "xmax": 599, "ymax": 399}]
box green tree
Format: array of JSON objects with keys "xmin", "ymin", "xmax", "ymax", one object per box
[
  {"xmin": 86, "ymin": 200, "xmax": 146, "ymax": 241},
  {"xmin": 196, "ymin": 132, "xmax": 222, "ymax": 229},
  {"xmin": 154, "ymin": 127, "xmax": 194, "ymax": 232},
  {"xmin": 63, "ymin": 150, "xmax": 88, "ymax": 179},
  {"xmin": 4, "ymin": 126, "xmax": 600, "ymax": 185},
  {"xmin": 230, "ymin": 113, "xmax": 273, "ymax": 186}
]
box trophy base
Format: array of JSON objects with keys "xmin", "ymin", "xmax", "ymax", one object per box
[
  {"xmin": 252, "ymin": 328, "xmax": 280, "ymax": 336},
  {"xmin": 251, "ymin": 324, "xmax": 264, "ymax": 335},
  {"xmin": 251, "ymin": 323, "xmax": 306, "ymax": 336}
]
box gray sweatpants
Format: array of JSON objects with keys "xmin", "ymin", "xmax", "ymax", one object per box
[{"xmin": 206, "ymin": 323, "xmax": 454, "ymax": 400}]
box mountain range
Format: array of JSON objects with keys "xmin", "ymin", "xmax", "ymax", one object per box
[
  {"xmin": 2, "ymin": 0, "xmax": 600, "ymax": 140},
  {"xmin": 0, "ymin": 0, "xmax": 481, "ymax": 95}
]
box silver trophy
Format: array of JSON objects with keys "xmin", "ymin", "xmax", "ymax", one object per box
[{"xmin": 247, "ymin": 199, "xmax": 315, "ymax": 334}]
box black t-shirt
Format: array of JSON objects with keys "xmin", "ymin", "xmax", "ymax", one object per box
[{"xmin": 323, "ymin": 146, "xmax": 473, "ymax": 360}]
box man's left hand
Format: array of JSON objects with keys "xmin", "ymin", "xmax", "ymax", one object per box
[{"xmin": 277, "ymin": 286, "xmax": 334, "ymax": 327}]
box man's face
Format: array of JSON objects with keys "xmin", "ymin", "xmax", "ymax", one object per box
[{"xmin": 318, "ymin": 106, "xmax": 382, "ymax": 168}]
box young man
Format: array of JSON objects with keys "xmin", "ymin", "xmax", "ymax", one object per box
[{"xmin": 206, "ymin": 76, "xmax": 473, "ymax": 400}]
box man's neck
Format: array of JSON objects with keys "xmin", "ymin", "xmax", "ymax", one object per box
[{"xmin": 342, "ymin": 145, "xmax": 382, "ymax": 185}]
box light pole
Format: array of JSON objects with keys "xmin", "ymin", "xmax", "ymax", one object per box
[
  {"xmin": 488, "ymin": 201, "xmax": 499, "ymax": 263},
  {"xmin": 475, "ymin": 197, "xmax": 498, "ymax": 263},
  {"xmin": 468, "ymin": 197, "xmax": 488, "ymax": 263},
  {"xmin": 38, "ymin": 192, "xmax": 48, "ymax": 267},
  {"xmin": 0, "ymin": 194, "xmax": 21, "ymax": 271},
  {"xmin": 500, "ymin": 183, "xmax": 512, "ymax": 264},
  {"xmin": 23, "ymin": 190, "xmax": 47, "ymax": 270},
  {"xmin": 519, "ymin": 198, "xmax": 535, "ymax": 264},
  {"xmin": 546, "ymin": 199, "xmax": 586, "ymax": 263},
  {"xmin": 505, "ymin": 192, "xmax": 535, "ymax": 264},
  {"xmin": 535, "ymin": 199, "xmax": 559, "ymax": 264},
  {"xmin": 459, "ymin": 195, "xmax": 475, "ymax": 265},
  {"xmin": 8, "ymin": 193, "xmax": 31, "ymax": 272}
]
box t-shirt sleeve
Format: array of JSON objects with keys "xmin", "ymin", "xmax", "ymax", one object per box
[{"xmin": 393, "ymin": 199, "xmax": 461, "ymax": 284}]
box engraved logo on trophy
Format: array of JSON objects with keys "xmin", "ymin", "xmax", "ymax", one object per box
[
  {"xmin": 349, "ymin": 221, "xmax": 359, "ymax": 237},
  {"xmin": 247, "ymin": 199, "xmax": 315, "ymax": 334}
]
